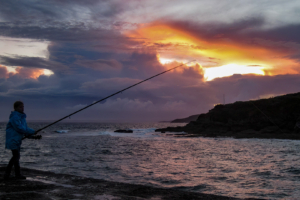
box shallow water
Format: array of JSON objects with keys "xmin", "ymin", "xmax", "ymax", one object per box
[{"xmin": 1, "ymin": 122, "xmax": 300, "ymax": 199}]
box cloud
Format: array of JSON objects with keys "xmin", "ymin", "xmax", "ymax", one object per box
[
  {"xmin": 0, "ymin": 22, "xmax": 116, "ymax": 42},
  {"xmin": 96, "ymin": 98, "xmax": 154, "ymax": 111},
  {"xmin": 76, "ymin": 58, "xmax": 122, "ymax": 71},
  {"xmin": 116, "ymin": 0, "xmax": 300, "ymax": 29},
  {"xmin": 81, "ymin": 77, "xmax": 142, "ymax": 92},
  {"xmin": 66, "ymin": 104, "xmax": 87, "ymax": 110},
  {"xmin": 0, "ymin": 65, "xmax": 9, "ymax": 78},
  {"xmin": 127, "ymin": 19, "xmax": 300, "ymax": 79},
  {"xmin": 2, "ymin": 49, "xmax": 300, "ymax": 122},
  {"xmin": 248, "ymin": 24, "xmax": 300, "ymax": 43},
  {"xmin": 163, "ymin": 19, "xmax": 300, "ymax": 57},
  {"xmin": 1, "ymin": 0, "xmax": 300, "ymax": 30},
  {"xmin": 0, "ymin": 1, "xmax": 300, "ymax": 122},
  {"xmin": 65, "ymin": 98, "xmax": 190, "ymax": 122},
  {"xmin": 0, "ymin": 55, "xmax": 68, "ymax": 73},
  {"xmin": 0, "ymin": 0, "xmax": 122, "ymax": 23},
  {"xmin": 0, "ymin": 64, "xmax": 46, "ymax": 79},
  {"xmin": 15, "ymin": 67, "xmax": 45, "ymax": 79},
  {"xmin": 203, "ymin": 74, "xmax": 300, "ymax": 104}
]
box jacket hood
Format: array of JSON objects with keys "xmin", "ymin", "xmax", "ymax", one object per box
[{"xmin": 9, "ymin": 111, "xmax": 26, "ymax": 119}]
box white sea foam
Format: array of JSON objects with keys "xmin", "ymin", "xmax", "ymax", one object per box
[{"xmin": 49, "ymin": 128, "xmax": 163, "ymax": 138}]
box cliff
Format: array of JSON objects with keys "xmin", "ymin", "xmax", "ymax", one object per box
[{"xmin": 156, "ymin": 92, "xmax": 300, "ymax": 139}]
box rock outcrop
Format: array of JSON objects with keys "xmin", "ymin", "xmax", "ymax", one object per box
[
  {"xmin": 114, "ymin": 129, "xmax": 133, "ymax": 133},
  {"xmin": 171, "ymin": 114, "xmax": 199, "ymax": 123},
  {"xmin": 156, "ymin": 92, "xmax": 300, "ymax": 139}
]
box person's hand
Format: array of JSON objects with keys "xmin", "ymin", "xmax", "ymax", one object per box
[
  {"xmin": 31, "ymin": 135, "xmax": 42, "ymax": 140},
  {"xmin": 34, "ymin": 135, "xmax": 42, "ymax": 140},
  {"xmin": 34, "ymin": 129, "xmax": 42, "ymax": 135},
  {"xmin": 27, "ymin": 135, "xmax": 42, "ymax": 140}
]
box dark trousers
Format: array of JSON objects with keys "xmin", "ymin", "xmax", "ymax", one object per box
[{"xmin": 4, "ymin": 149, "xmax": 21, "ymax": 177}]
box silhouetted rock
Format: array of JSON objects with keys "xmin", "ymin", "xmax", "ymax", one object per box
[
  {"xmin": 114, "ymin": 129, "xmax": 133, "ymax": 133},
  {"xmin": 171, "ymin": 114, "xmax": 199, "ymax": 123},
  {"xmin": 156, "ymin": 92, "xmax": 300, "ymax": 139}
]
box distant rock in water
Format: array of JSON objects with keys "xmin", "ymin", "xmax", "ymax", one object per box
[
  {"xmin": 156, "ymin": 92, "xmax": 300, "ymax": 139},
  {"xmin": 171, "ymin": 114, "xmax": 199, "ymax": 123},
  {"xmin": 114, "ymin": 129, "xmax": 133, "ymax": 133}
]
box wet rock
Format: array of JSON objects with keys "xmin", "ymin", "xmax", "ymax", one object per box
[
  {"xmin": 114, "ymin": 129, "xmax": 133, "ymax": 133},
  {"xmin": 234, "ymin": 129, "xmax": 259, "ymax": 138},
  {"xmin": 259, "ymin": 126, "xmax": 279, "ymax": 134},
  {"xmin": 0, "ymin": 165, "xmax": 253, "ymax": 200}
]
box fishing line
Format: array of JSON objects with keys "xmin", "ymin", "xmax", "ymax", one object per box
[{"xmin": 24, "ymin": 60, "xmax": 195, "ymax": 139}]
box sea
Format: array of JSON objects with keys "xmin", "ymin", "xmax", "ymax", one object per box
[{"xmin": 1, "ymin": 122, "xmax": 300, "ymax": 200}]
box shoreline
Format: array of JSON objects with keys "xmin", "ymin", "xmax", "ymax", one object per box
[
  {"xmin": 155, "ymin": 124, "xmax": 300, "ymax": 140},
  {"xmin": 0, "ymin": 165, "xmax": 260, "ymax": 200}
]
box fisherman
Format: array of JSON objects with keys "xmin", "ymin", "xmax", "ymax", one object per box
[{"xmin": 3, "ymin": 101, "xmax": 38, "ymax": 180}]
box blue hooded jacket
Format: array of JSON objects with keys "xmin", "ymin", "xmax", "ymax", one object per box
[{"xmin": 5, "ymin": 111, "xmax": 35, "ymax": 150}]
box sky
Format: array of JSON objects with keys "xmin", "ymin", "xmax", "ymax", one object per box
[{"xmin": 1, "ymin": 0, "xmax": 300, "ymax": 122}]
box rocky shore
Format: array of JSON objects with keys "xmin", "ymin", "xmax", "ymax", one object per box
[
  {"xmin": 171, "ymin": 114, "xmax": 199, "ymax": 123},
  {"xmin": 157, "ymin": 92, "xmax": 300, "ymax": 139},
  {"xmin": 0, "ymin": 165, "xmax": 260, "ymax": 200}
]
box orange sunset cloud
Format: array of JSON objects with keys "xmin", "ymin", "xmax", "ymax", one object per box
[
  {"xmin": 126, "ymin": 22, "xmax": 299, "ymax": 81},
  {"xmin": 0, "ymin": 65, "xmax": 54, "ymax": 79},
  {"xmin": 15, "ymin": 67, "xmax": 46, "ymax": 79}
]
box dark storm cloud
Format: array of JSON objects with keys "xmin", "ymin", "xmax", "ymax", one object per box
[
  {"xmin": 165, "ymin": 18, "xmax": 265, "ymax": 42},
  {"xmin": 163, "ymin": 18, "xmax": 300, "ymax": 65},
  {"xmin": 0, "ymin": 0, "xmax": 59, "ymax": 21},
  {"xmin": 78, "ymin": 51, "xmax": 205, "ymax": 106},
  {"xmin": 0, "ymin": 55, "xmax": 69, "ymax": 73},
  {"xmin": 0, "ymin": 22, "xmax": 122, "ymax": 42},
  {"xmin": 165, "ymin": 18, "xmax": 300, "ymax": 48},
  {"xmin": 248, "ymin": 24, "xmax": 300, "ymax": 43},
  {"xmin": 0, "ymin": 0, "xmax": 122, "ymax": 22},
  {"xmin": 75, "ymin": 59, "xmax": 122, "ymax": 71}
]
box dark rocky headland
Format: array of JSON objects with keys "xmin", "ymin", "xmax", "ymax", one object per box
[
  {"xmin": 156, "ymin": 92, "xmax": 300, "ymax": 139},
  {"xmin": 171, "ymin": 114, "xmax": 199, "ymax": 123}
]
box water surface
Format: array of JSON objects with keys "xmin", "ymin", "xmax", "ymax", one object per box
[{"xmin": 1, "ymin": 122, "xmax": 299, "ymax": 199}]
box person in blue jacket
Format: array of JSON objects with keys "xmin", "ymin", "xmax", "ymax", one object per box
[{"xmin": 3, "ymin": 101, "xmax": 37, "ymax": 180}]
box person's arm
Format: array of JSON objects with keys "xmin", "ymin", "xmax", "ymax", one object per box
[
  {"xmin": 25, "ymin": 127, "xmax": 36, "ymax": 136},
  {"xmin": 10, "ymin": 116, "xmax": 35, "ymax": 136}
]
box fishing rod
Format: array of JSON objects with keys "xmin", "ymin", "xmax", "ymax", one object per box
[{"xmin": 24, "ymin": 60, "xmax": 194, "ymax": 140}]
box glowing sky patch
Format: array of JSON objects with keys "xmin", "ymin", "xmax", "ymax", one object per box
[
  {"xmin": 158, "ymin": 57, "xmax": 173, "ymax": 64},
  {"xmin": 4, "ymin": 66, "xmax": 16, "ymax": 73},
  {"xmin": 204, "ymin": 64, "xmax": 265, "ymax": 81},
  {"xmin": 43, "ymin": 69, "xmax": 54, "ymax": 76},
  {"xmin": 3, "ymin": 66, "xmax": 54, "ymax": 79},
  {"xmin": 127, "ymin": 22, "xmax": 298, "ymax": 80},
  {"xmin": 0, "ymin": 36, "xmax": 49, "ymax": 58}
]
